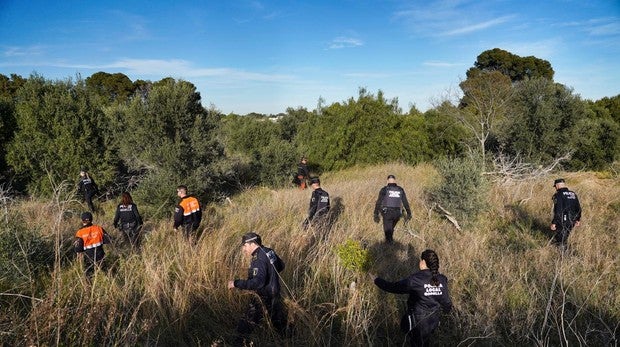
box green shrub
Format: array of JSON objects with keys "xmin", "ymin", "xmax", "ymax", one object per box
[
  {"xmin": 335, "ymin": 239, "xmax": 373, "ymax": 272},
  {"xmin": 427, "ymin": 156, "xmax": 488, "ymax": 222}
]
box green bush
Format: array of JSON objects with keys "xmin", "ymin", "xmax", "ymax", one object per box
[
  {"xmin": 0, "ymin": 218, "xmax": 55, "ymax": 291},
  {"xmin": 335, "ymin": 239, "xmax": 373, "ymax": 272},
  {"xmin": 427, "ymin": 156, "xmax": 488, "ymax": 222}
]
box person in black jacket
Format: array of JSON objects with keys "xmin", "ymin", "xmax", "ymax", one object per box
[
  {"xmin": 374, "ymin": 249, "xmax": 452, "ymax": 347},
  {"xmin": 77, "ymin": 170, "xmax": 98, "ymax": 212},
  {"xmin": 550, "ymin": 178, "xmax": 582, "ymax": 249},
  {"xmin": 374, "ymin": 174, "xmax": 412, "ymax": 243},
  {"xmin": 173, "ymin": 185, "xmax": 202, "ymax": 238},
  {"xmin": 295, "ymin": 157, "xmax": 310, "ymax": 190},
  {"xmin": 303, "ymin": 177, "xmax": 330, "ymax": 230},
  {"xmin": 228, "ymin": 232, "xmax": 287, "ymax": 345},
  {"xmin": 113, "ymin": 192, "xmax": 143, "ymax": 249},
  {"xmin": 74, "ymin": 211, "xmax": 111, "ymax": 279}
]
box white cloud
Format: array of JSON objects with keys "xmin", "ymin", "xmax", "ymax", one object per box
[
  {"xmin": 328, "ymin": 37, "xmax": 364, "ymax": 49},
  {"xmin": 440, "ymin": 15, "xmax": 514, "ymax": 36},
  {"xmin": 423, "ymin": 61, "xmax": 466, "ymax": 68},
  {"xmin": 37, "ymin": 58, "xmax": 294, "ymax": 83},
  {"xmin": 2, "ymin": 45, "xmax": 45, "ymax": 57}
]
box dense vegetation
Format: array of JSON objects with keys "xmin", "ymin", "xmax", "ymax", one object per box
[
  {"xmin": 0, "ymin": 48, "xmax": 619, "ymax": 345},
  {"xmin": 0, "ymin": 163, "xmax": 618, "ymax": 346}
]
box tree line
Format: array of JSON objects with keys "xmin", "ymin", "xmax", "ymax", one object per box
[{"xmin": 0, "ymin": 48, "xmax": 618, "ymax": 215}]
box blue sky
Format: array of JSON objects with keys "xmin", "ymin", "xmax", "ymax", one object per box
[{"xmin": 1, "ymin": 0, "xmax": 619, "ymax": 115}]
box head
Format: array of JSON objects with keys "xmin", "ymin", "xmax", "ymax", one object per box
[
  {"xmin": 121, "ymin": 191, "xmax": 133, "ymax": 205},
  {"xmin": 301, "ymin": 156, "xmax": 307, "ymax": 164},
  {"xmin": 420, "ymin": 249, "xmax": 440, "ymax": 286},
  {"xmin": 310, "ymin": 177, "xmax": 321, "ymax": 189},
  {"xmin": 177, "ymin": 185, "xmax": 188, "ymax": 198},
  {"xmin": 553, "ymin": 178, "xmax": 566, "ymax": 190},
  {"xmin": 80, "ymin": 211, "xmax": 93, "ymax": 225},
  {"xmin": 387, "ymin": 174, "xmax": 396, "ymax": 184},
  {"xmin": 241, "ymin": 232, "xmax": 262, "ymax": 256},
  {"xmin": 80, "ymin": 170, "xmax": 87, "ymax": 178}
]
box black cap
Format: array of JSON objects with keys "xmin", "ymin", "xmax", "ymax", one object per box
[
  {"xmin": 310, "ymin": 177, "xmax": 320, "ymax": 184},
  {"xmin": 387, "ymin": 174, "xmax": 396, "ymax": 180},
  {"xmin": 241, "ymin": 232, "xmax": 262, "ymax": 245},
  {"xmin": 553, "ymin": 178, "xmax": 565, "ymax": 186},
  {"xmin": 80, "ymin": 211, "xmax": 93, "ymax": 221}
]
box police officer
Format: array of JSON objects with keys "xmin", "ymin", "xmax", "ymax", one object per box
[
  {"xmin": 77, "ymin": 170, "xmax": 99, "ymax": 212},
  {"xmin": 73, "ymin": 211, "xmax": 111, "ymax": 278},
  {"xmin": 551, "ymin": 178, "xmax": 582, "ymax": 249},
  {"xmin": 173, "ymin": 185, "xmax": 202, "ymax": 238},
  {"xmin": 304, "ymin": 177, "xmax": 330, "ymax": 229},
  {"xmin": 228, "ymin": 232, "xmax": 287, "ymax": 345},
  {"xmin": 296, "ymin": 156, "xmax": 310, "ymax": 190},
  {"xmin": 374, "ymin": 175, "xmax": 412, "ymax": 243},
  {"xmin": 113, "ymin": 191, "xmax": 143, "ymax": 249},
  {"xmin": 374, "ymin": 249, "xmax": 452, "ymax": 347}
]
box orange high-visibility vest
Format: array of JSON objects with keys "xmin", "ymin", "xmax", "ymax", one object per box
[
  {"xmin": 75, "ymin": 225, "xmax": 105, "ymax": 250},
  {"xmin": 180, "ymin": 196, "xmax": 200, "ymax": 216}
]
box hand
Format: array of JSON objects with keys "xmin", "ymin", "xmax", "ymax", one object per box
[
  {"xmin": 550, "ymin": 224, "xmax": 556, "ymax": 231},
  {"xmin": 373, "ymin": 215, "xmax": 380, "ymax": 223},
  {"xmin": 228, "ymin": 280, "xmax": 235, "ymax": 289},
  {"xmin": 574, "ymin": 221, "xmax": 580, "ymax": 227}
]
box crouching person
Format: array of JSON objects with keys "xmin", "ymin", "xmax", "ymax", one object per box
[
  {"xmin": 74, "ymin": 211, "xmax": 111, "ymax": 279},
  {"xmin": 228, "ymin": 232, "xmax": 287, "ymax": 346}
]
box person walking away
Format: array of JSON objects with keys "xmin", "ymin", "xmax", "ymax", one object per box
[
  {"xmin": 374, "ymin": 174, "xmax": 412, "ymax": 243},
  {"xmin": 77, "ymin": 170, "xmax": 99, "ymax": 212},
  {"xmin": 73, "ymin": 211, "xmax": 111, "ymax": 279},
  {"xmin": 228, "ymin": 232, "xmax": 287, "ymax": 346},
  {"xmin": 550, "ymin": 178, "xmax": 581, "ymax": 250},
  {"xmin": 296, "ymin": 157, "xmax": 310, "ymax": 190},
  {"xmin": 303, "ymin": 177, "xmax": 330, "ymax": 230},
  {"xmin": 173, "ymin": 185, "xmax": 202, "ymax": 238},
  {"xmin": 374, "ymin": 249, "xmax": 452, "ymax": 347},
  {"xmin": 113, "ymin": 191, "xmax": 143, "ymax": 250}
]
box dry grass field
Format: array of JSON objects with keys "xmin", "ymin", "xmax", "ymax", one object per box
[{"xmin": 1, "ymin": 163, "xmax": 618, "ymax": 346}]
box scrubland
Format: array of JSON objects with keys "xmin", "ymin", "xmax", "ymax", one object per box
[{"xmin": 1, "ymin": 163, "xmax": 618, "ymax": 346}]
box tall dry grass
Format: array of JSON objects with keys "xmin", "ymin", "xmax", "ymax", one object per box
[{"xmin": 1, "ymin": 163, "xmax": 618, "ymax": 346}]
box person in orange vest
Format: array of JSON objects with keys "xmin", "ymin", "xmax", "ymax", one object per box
[
  {"xmin": 173, "ymin": 185, "xmax": 202, "ymax": 238},
  {"xmin": 73, "ymin": 211, "xmax": 111, "ymax": 278},
  {"xmin": 295, "ymin": 157, "xmax": 309, "ymax": 190}
]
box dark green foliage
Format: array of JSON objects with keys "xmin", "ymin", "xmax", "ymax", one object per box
[
  {"xmin": 0, "ymin": 74, "xmax": 26, "ymax": 177},
  {"xmin": 6, "ymin": 74, "xmax": 119, "ymax": 195},
  {"xmin": 500, "ymin": 78, "xmax": 586, "ymax": 165},
  {"xmin": 468, "ymin": 48, "xmax": 554, "ymax": 82},
  {"xmin": 85, "ymin": 72, "xmax": 135, "ymax": 103},
  {"xmin": 568, "ymin": 117, "xmax": 620, "ymax": 170},
  {"xmin": 427, "ymin": 157, "xmax": 488, "ymax": 222},
  {"xmin": 113, "ymin": 78, "xmax": 229, "ymax": 215},
  {"xmin": 296, "ymin": 88, "xmax": 437, "ymax": 171}
]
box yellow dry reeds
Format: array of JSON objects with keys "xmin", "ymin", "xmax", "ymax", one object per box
[{"xmin": 1, "ymin": 163, "xmax": 618, "ymax": 346}]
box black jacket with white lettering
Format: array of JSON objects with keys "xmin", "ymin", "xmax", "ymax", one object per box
[
  {"xmin": 375, "ymin": 269, "xmax": 452, "ymax": 318},
  {"xmin": 113, "ymin": 203, "xmax": 143, "ymax": 229},
  {"xmin": 552, "ymin": 187, "xmax": 581, "ymax": 227},
  {"xmin": 374, "ymin": 183, "xmax": 412, "ymax": 217},
  {"xmin": 234, "ymin": 246, "xmax": 285, "ymax": 299},
  {"xmin": 308, "ymin": 188, "xmax": 330, "ymax": 221}
]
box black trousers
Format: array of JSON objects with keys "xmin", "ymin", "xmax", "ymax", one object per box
[
  {"xmin": 83, "ymin": 248, "xmax": 104, "ymax": 278},
  {"xmin": 235, "ymin": 295, "xmax": 286, "ymax": 344},
  {"xmin": 84, "ymin": 192, "xmax": 96, "ymax": 212},
  {"xmin": 120, "ymin": 223, "xmax": 141, "ymax": 249},
  {"xmin": 408, "ymin": 311, "xmax": 440, "ymax": 347},
  {"xmin": 553, "ymin": 222, "xmax": 575, "ymax": 247},
  {"xmin": 382, "ymin": 208, "xmax": 402, "ymax": 242}
]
